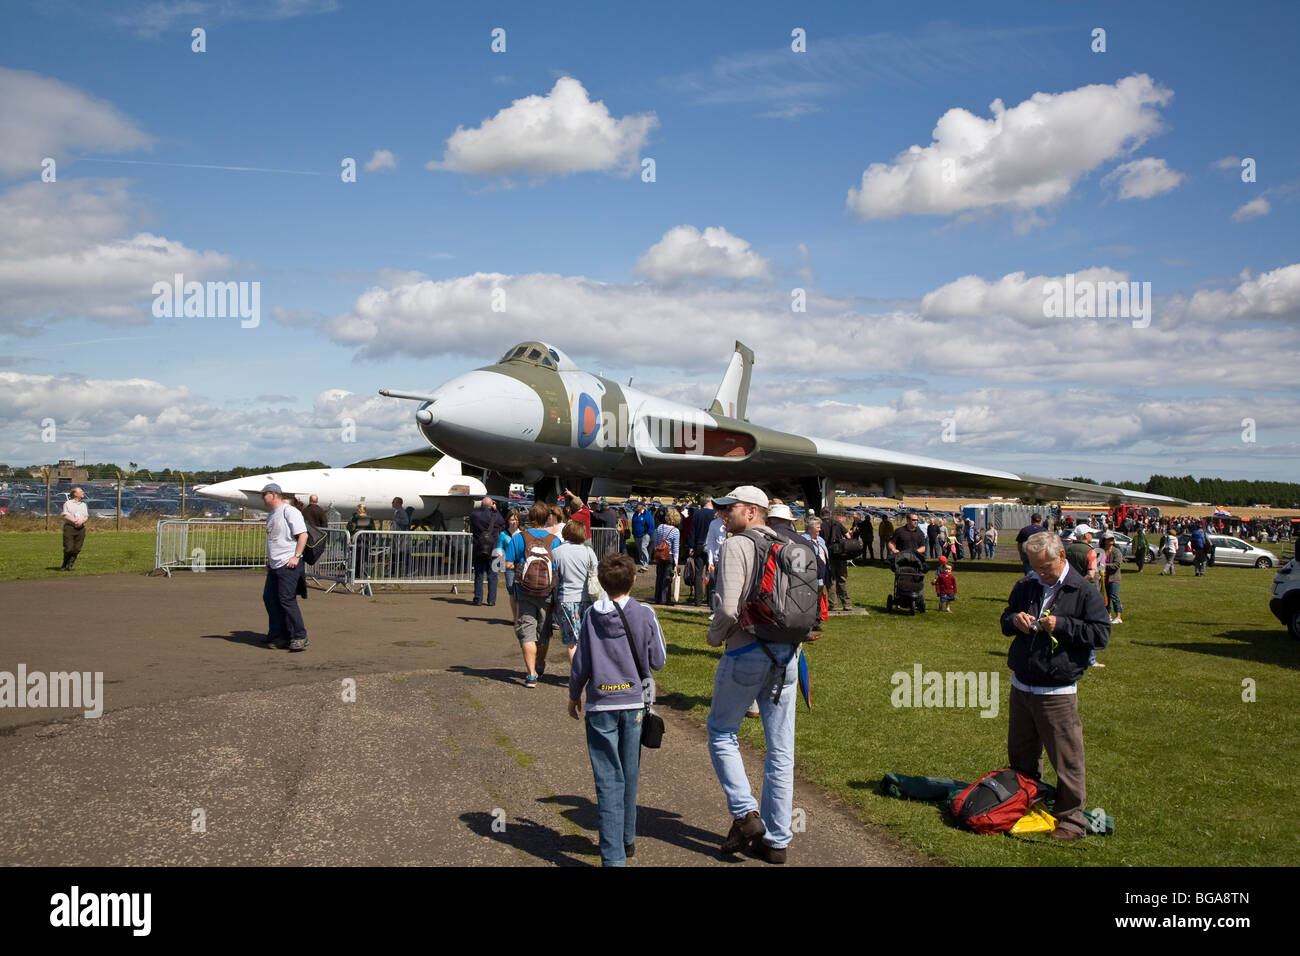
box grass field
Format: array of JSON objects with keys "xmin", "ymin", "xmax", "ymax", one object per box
[
  {"xmin": 3, "ymin": 530, "xmax": 1296, "ymax": 865},
  {"xmin": 0, "ymin": 530, "xmax": 157, "ymax": 580},
  {"xmin": 652, "ymin": 555, "xmax": 1299, "ymax": 866}
]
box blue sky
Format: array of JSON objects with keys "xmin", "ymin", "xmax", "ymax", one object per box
[{"xmin": 1, "ymin": 0, "xmax": 1297, "ymax": 483}]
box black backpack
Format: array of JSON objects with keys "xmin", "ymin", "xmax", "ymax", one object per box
[
  {"xmin": 303, "ymin": 525, "xmax": 329, "ymax": 565},
  {"xmin": 736, "ymin": 528, "xmax": 819, "ymax": 643}
]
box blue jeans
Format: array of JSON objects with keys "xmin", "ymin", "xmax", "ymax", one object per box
[
  {"xmin": 636, "ymin": 534, "xmax": 651, "ymax": 566},
  {"xmin": 1107, "ymin": 581, "xmax": 1121, "ymax": 616},
  {"xmin": 263, "ymin": 563, "xmax": 306, "ymax": 640},
  {"xmin": 585, "ymin": 708, "xmax": 643, "ymax": 866},
  {"xmin": 707, "ymin": 643, "xmax": 798, "ymax": 848}
]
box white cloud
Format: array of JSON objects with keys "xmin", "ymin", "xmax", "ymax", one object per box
[
  {"xmin": 1183, "ymin": 263, "xmax": 1300, "ymax": 320},
  {"xmin": 1213, "ymin": 156, "xmax": 1242, "ymax": 170},
  {"xmin": 0, "ymin": 68, "xmax": 152, "ymax": 178},
  {"xmin": 363, "ymin": 149, "xmax": 397, "ymax": 172},
  {"xmin": 1102, "ymin": 157, "xmax": 1184, "ymax": 199},
  {"xmin": 0, "ymin": 372, "xmax": 415, "ymax": 469},
  {"xmin": 1231, "ymin": 197, "xmax": 1270, "ymax": 222},
  {"xmin": 0, "ymin": 180, "xmax": 234, "ymax": 331},
  {"xmin": 920, "ymin": 267, "xmax": 1134, "ymax": 324},
  {"xmin": 427, "ymin": 77, "xmax": 657, "ymax": 179},
  {"xmin": 846, "ymin": 74, "xmax": 1173, "ymax": 222},
  {"xmin": 635, "ymin": 226, "xmax": 771, "ymax": 282},
  {"xmin": 319, "ymin": 261, "xmax": 1300, "ymax": 396}
]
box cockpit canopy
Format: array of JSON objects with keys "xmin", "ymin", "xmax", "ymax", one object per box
[{"xmin": 496, "ymin": 341, "xmax": 577, "ymax": 371}]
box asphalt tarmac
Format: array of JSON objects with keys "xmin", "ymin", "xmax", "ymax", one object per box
[{"xmin": 0, "ymin": 571, "xmax": 924, "ymax": 866}]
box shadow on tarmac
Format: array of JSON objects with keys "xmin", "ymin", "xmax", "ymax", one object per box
[
  {"xmin": 198, "ymin": 629, "xmax": 277, "ymax": 649},
  {"xmin": 539, "ymin": 794, "xmax": 729, "ymax": 862},
  {"xmin": 460, "ymin": 810, "xmax": 598, "ymax": 866},
  {"xmin": 447, "ymin": 664, "xmax": 527, "ymax": 686}
]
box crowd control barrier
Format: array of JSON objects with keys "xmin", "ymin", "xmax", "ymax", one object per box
[{"xmin": 348, "ymin": 529, "xmax": 474, "ymax": 594}]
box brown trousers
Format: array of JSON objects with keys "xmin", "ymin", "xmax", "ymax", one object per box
[{"xmin": 1007, "ymin": 686, "xmax": 1087, "ymax": 834}]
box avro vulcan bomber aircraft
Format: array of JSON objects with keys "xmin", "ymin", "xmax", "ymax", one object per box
[{"xmin": 381, "ymin": 341, "xmax": 1183, "ymax": 511}]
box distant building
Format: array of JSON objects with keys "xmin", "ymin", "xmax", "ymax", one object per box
[{"xmin": 49, "ymin": 459, "xmax": 89, "ymax": 486}]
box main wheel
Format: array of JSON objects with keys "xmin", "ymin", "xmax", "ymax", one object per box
[
  {"xmin": 1289, "ymin": 605, "xmax": 1300, "ymax": 641},
  {"xmin": 917, "ymin": 597, "xmax": 927, "ymax": 614},
  {"xmin": 1256, "ymin": 556, "xmax": 1273, "ymax": 569},
  {"xmin": 886, "ymin": 594, "xmax": 894, "ymax": 612}
]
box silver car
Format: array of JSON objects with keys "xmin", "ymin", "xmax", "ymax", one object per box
[{"xmin": 1207, "ymin": 535, "xmax": 1278, "ymax": 568}]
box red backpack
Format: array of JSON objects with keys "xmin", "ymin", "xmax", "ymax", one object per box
[{"xmin": 949, "ymin": 769, "xmax": 1044, "ymax": 834}]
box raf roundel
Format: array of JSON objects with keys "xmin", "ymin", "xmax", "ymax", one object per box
[{"xmin": 577, "ymin": 393, "xmax": 601, "ymax": 448}]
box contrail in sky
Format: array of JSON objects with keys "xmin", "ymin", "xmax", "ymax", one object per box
[{"xmin": 75, "ymin": 157, "xmax": 326, "ymax": 176}]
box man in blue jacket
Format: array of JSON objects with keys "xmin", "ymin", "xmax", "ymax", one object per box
[
  {"xmin": 630, "ymin": 503, "xmax": 655, "ymax": 570},
  {"xmin": 1000, "ymin": 531, "xmax": 1110, "ymax": 841}
]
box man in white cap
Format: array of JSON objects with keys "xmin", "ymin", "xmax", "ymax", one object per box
[
  {"xmin": 705, "ymin": 485, "xmax": 799, "ymax": 864},
  {"xmin": 1064, "ymin": 524, "xmax": 1098, "ymax": 583},
  {"xmin": 261, "ymin": 482, "xmax": 309, "ymax": 651}
]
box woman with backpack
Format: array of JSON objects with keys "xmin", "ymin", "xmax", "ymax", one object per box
[{"xmin": 651, "ymin": 508, "xmax": 681, "ymax": 605}]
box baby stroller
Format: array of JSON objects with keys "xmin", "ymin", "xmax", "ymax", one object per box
[{"xmin": 886, "ymin": 551, "xmax": 928, "ymax": 614}]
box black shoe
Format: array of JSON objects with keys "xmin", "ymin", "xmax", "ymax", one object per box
[
  {"xmin": 750, "ymin": 834, "xmax": 787, "ymax": 864},
  {"xmin": 536, "ymin": 661, "xmax": 546, "ymax": 679},
  {"xmin": 720, "ymin": 810, "xmax": 765, "ymax": 854},
  {"xmin": 624, "ymin": 843, "xmax": 635, "ymax": 859}
]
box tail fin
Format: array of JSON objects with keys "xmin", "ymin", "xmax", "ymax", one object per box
[
  {"xmin": 708, "ymin": 341, "xmax": 754, "ymax": 421},
  {"xmin": 431, "ymin": 454, "xmax": 464, "ymax": 478}
]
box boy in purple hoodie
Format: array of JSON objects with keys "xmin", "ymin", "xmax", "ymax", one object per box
[{"xmin": 568, "ymin": 553, "xmax": 667, "ymax": 866}]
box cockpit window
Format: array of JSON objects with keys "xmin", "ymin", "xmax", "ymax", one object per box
[{"xmin": 497, "ymin": 341, "xmax": 572, "ymax": 371}]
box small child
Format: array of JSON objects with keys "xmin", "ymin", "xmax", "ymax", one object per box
[
  {"xmin": 934, "ymin": 556, "xmax": 957, "ymax": 612},
  {"xmin": 568, "ymin": 552, "xmax": 667, "ymax": 866}
]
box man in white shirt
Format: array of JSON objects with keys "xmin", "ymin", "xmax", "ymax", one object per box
[
  {"xmin": 60, "ymin": 487, "xmax": 88, "ymax": 571},
  {"xmin": 261, "ymin": 483, "xmax": 310, "ymax": 651}
]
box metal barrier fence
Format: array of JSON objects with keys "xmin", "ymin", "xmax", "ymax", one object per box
[
  {"xmin": 589, "ymin": 526, "xmax": 626, "ymax": 560},
  {"xmin": 349, "ymin": 530, "xmax": 474, "ymax": 591},
  {"xmin": 154, "ymin": 519, "xmax": 269, "ymax": 575},
  {"xmin": 153, "ymin": 520, "xmax": 475, "ymax": 593}
]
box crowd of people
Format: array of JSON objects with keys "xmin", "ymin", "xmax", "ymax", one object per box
[{"xmin": 244, "ymin": 485, "xmax": 1290, "ymax": 863}]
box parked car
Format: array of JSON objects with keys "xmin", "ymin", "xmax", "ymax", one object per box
[
  {"xmin": 1203, "ymin": 535, "xmax": 1278, "ymax": 568},
  {"xmin": 84, "ymin": 498, "xmax": 120, "ymax": 519},
  {"xmin": 1269, "ymin": 560, "xmax": 1300, "ymax": 640},
  {"xmin": 1090, "ymin": 530, "xmax": 1158, "ymax": 564}
]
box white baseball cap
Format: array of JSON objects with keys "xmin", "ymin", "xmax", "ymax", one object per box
[
  {"xmin": 714, "ymin": 485, "xmax": 770, "ymax": 509},
  {"xmin": 768, "ymin": 503, "xmax": 794, "ymax": 521}
]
